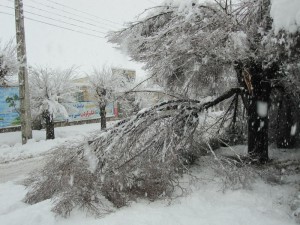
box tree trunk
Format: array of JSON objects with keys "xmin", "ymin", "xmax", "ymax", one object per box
[
  {"xmin": 43, "ymin": 111, "xmax": 55, "ymax": 140},
  {"xmin": 247, "ymin": 71, "xmax": 272, "ymax": 163},
  {"xmin": 234, "ymin": 61, "xmax": 273, "ymax": 163},
  {"xmin": 248, "ymin": 96, "xmax": 270, "ymax": 163},
  {"xmin": 100, "ymin": 105, "xmax": 106, "ymax": 130},
  {"xmin": 276, "ymin": 94, "xmax": 297, "ymax": 148}
]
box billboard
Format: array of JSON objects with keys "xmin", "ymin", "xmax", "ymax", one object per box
[
  {"xmin": 0, "ymin": 87, "xmax": 20, "ymax": 128},
  {"xmin": 56, "ymin": 101, "xmax": 115, "ymax": 122}
]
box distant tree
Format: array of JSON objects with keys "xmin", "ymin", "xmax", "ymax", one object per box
[
  {"xmin": 29, "ymin": 67, "xmax": 77, "ymax": 139},
  {"xmin": 0, "ymin": 39, "xmax": 18, "ymax": 85},
  {"xmin": 88, "ymin": 66, "xmax": 130, "ymax": 130}
]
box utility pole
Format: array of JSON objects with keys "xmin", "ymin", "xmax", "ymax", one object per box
[{"xmin": 14, "ymin": 0, "xmax": 32, "ymax": 144}]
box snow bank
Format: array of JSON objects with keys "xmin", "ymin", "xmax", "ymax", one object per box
[
  {"xmin": 0, "ymin": 123, "xmax": 111, "ymax": 163},
  {"xmin": 271, "ymin": 0, "xmax": 300, "ymax": 34}
]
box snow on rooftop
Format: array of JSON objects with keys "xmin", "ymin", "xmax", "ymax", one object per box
[{"xmin": 271, "ymin": 0, "xmax": 300, "ymax": 34}]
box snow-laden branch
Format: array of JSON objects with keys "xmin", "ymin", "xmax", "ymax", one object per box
[
  {"xmin": 0, "ymin": 39, "xmax": 18, "ymax": 85},
  {"xmin": 24, "ymin": 87, "xmax": 241, "ymax": 216}
]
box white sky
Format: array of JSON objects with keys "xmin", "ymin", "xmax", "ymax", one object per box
[{"xmin": 0, "ymin": 0, "xmax": 162, "ymax": 79}]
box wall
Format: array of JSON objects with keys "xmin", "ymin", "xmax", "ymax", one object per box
[
  {"xmin": 0, "ymin": 87, "xmax": 20, "ymax": 128},
  {"xmin": 0, "ymin": 86, "xmax": 116, "ymax": 129},
  {"xmin": 57, "ymin": 101, "xmax": 115, "ymax": 122}
]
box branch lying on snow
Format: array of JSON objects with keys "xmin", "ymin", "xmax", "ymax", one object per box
[{"xmin": 23, "ymin": 87, "xmax": 243, "ymax": 217}]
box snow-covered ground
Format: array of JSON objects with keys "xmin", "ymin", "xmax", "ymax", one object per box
[
  {"xmin": 0, "ymin": 122, "xmax": 299, "ymax": 225},
  {"xmin": 0, "ymin": 123, "xmax": 104, "ymax": 163}
]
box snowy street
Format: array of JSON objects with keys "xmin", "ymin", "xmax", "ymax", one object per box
[
  {"xmin": 0, "ymin": 123, "xmax": 102, "ymax": 184},
  {"xmin": 0, "ymin": 156, "xmax": 47, "ymax": 183}
]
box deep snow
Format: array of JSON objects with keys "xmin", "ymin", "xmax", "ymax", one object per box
[{"xmin": 0, "ymin": 122, "xmax": 299, "ymax": 225}]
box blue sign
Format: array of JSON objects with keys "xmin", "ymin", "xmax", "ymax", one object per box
[{"xmin": 0, "ymin": 87, "xmax": 20, "ymax": 128}]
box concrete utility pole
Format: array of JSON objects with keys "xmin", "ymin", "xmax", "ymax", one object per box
[{"xmin": 14, "ymin": 0, "xmax": 32, "ymax": 144}]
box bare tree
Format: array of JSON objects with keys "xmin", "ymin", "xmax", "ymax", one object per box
[{"xmin": 29, "ymin": 67, "xmax": 77, "ymax": 139}]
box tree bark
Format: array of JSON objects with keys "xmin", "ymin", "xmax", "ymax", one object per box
[
  {"xmin": 247, "ymin": 69, "xmax": 272, "ymax": 163},
  {"xmin": 43, "ymin": 111, "xmax": 55, "ymax": 140},
  {"xmin": 248, "ymin": 95, "xmax": 270, "ymax": 163},
  {"xmin": 276, "ymin": 94, "xmax": 297, "ymax": 148},
  {"xmin": 234, "ymin": 60, "xmax": 275, "ymax": 163},
  {"xmin": 100, "ymin": 105, "xmax": 106, "ymax": 130}
]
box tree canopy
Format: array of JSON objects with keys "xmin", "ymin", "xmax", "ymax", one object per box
[
  {"xmin": 0, "ymin": 39, "xmax": 18, "ymax": 85},
  {"xmin": 109, "ymin": 0, "xmax": 300, "ymax": 162},
  {"xmin": 29, "ymin": 66, "xmax": 78, "ymax": 139}
]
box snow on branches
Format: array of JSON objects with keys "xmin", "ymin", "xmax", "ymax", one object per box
[
  {"xmin": 29, "ymin": 67, "xmax": 77, "ymax": 119},
  {"xmin": 24, "ymin": 88, "xmax": 242, "ymax": 217},
  {"xmin": 108, "ymin": 0, "xmax": 251, "ymax": 97},
  {"xmin": 88, "ymin": 66, "xmax": 129, "ymax": 107},
  {"xmin": 87, "ymin": 66, "xmax": 133, "ymax": 129},
  {"xmin": 29, "ymin": 67, "xmax": 78, "ymax": 139},
  {"xmin": 0, "ymin": 39, "xmax": 18, "ymax": 85}
]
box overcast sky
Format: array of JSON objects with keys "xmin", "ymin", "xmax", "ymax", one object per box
[{"xmin": 0, "ymin": 0, "xmax": 163, "ymax": 79}]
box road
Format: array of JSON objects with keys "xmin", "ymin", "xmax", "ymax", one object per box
[{"xmin": 0, "ymin": 156, "xmax": 48, "ymax": 183}]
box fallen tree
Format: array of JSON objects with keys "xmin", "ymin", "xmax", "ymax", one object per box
[{"xmin": 24, "ymin": 88, "xmax": 243, "ymax": 217}]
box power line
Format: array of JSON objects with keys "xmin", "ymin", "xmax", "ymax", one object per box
[
  {"xmin": 43, "ymin": 0, "xmax": 123, "ymax": 26},
  {"xmin": 4, "ymin": 0, "xmax": 117, "ymax": 31},
  {"xmin": 0, "ymin": 4, "xmax": 107, "ymax": 34},
  {"xmin": 26, "ymin": 0, "xmax": 122, "ymax": 29},
  {"xmin": 0, "ymin": 11, "xmax": 105, "ymax": 39},
  {"xmin": 23, "ymin": 3, "xmax": 114, "ymax": 31}
]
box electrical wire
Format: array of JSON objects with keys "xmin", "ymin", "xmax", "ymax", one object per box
[
  {"xmin": 4, "ymin": 0, "xmax": 118, "ymax": 31},
  {"xmin": 0, "ymin": 11, "xmax": 105, "ymax": 39},
  {"xmin": 26, "ymin": 0, "xmax": 121, "ymax": 29},
  {"xmin": 0, "ymin": 4, "xmax": 107, "ymax": 34},
  {"xmin": 42, "ymin": 0, "xmax": 123, "ymax": 26},
  {"xmin": 3, "ymin": 0, "xmax": 115, "ymax": 31}
]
